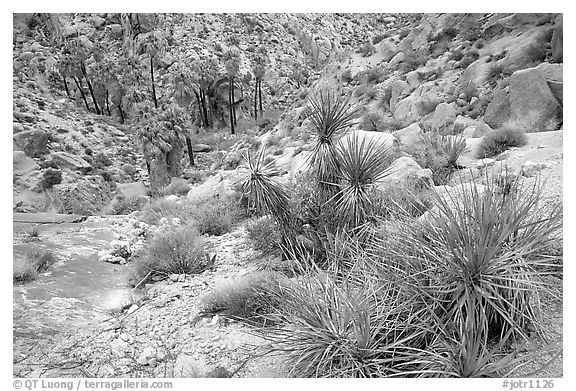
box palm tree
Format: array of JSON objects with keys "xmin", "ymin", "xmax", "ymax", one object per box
[
  {"xmin": 251, "ymin": 46, "xmax": 268, "ymax": 120},
  {"xmin": 223, "ymin": 49, "xmax": 241, "ymax": 134},
  {"xmin": 136, "ymin": 30, "xmax": 167, "ymax": 109}
]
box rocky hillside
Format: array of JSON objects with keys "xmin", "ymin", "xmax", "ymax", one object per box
[{"xmin": 13, "ymin": 13, "xmax": 563, "ymax": 379}]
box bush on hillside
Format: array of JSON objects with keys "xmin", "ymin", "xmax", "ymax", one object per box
[
  {"xmin": 40, "ymin": 168, "xmax": 62, "ymax": 189},
  {"xmin": 477, "ymin": 127, "xmax": 528, "ymax": 158},
  {"xmin": 130, "ymin": 225, "xmax": 211, "ymax": 284}
]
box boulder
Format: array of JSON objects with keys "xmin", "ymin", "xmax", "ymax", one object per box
[
  {"xmin": 483, "ymin": 88, "xmax": 511, "ymax": 129},
  {"xmin": 453, "ymin": 116, "xmax": 493, "ymax": 137},
  {"xmin": 50, "ymin": 152, "xmax": 92, "ymax": 172},
  {"xmin": 187, "ymin": 170, "xmax": 244, "ymax": 203},
  {"xmin": 13, "ymin": 122, "xmax": 25, "ymax": 134},
  {"xmin": 405, "ymin": 70, "xmax": 420, "ymax": 90},
  {"xmin": 192, "ymin": 144, "xmax": 211, "ymax": 153},
  {"xmin": 392, "ymin": 123, "xmax": 423, "ymax": 148},
  {"xmin": 379, "ymin": 38, "xmax": 399, "ymax": 62},
  {"xmin": 390, "ymin": 80, "xmax": 411, "ymax": 112},
  {"xmin": 393, "ymin": 97, "xmax": 421, "ymax": 126},
  {"xmin": 551, "ymin": 14, "xmax": 563, "ymax": 63},
  {"xmin": 13, "ymin": 151, "xmax": 39, "ymax": 176},
  {"xmin": 388, "ymin": 51, "xmax": 405, "ymax": 67},
  {"xmin": 91, "ymin": 15, "xmax": 106, "ymax": 28},
  {"xmin": 18, "ymin": 51, "xmax": 36, "ymax": 62},
  {"xmin": 432, "ymin": 102, "xmax": 456, "ymax": 130},
  {"xmin": 535, "ymin": 63, "xmax": 563, "ymax": 105},
  {"xmin": 340, "ymin": 129, "xmax": 398, "ymax": 152},
  {"xmin": 379, "ymin": 156, "xmax": 434, "ymax": 190},
  {"xmin": 508, "ymin": 67, "xmax": 561, "ymax": 131},
  {"xmin": 13, "ymin": 129, "xmax": 49, "ymax": 157},
  {"xmin": 521, "ymin": 161, "xmax": 548, "ymax": 178},
  {"xmin": 53, "ymin": 175, "xmax": 115, "ymax": 215}
]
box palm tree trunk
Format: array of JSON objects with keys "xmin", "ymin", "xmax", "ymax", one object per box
[
  {"xmin": 258, "ymin": 79, "xmax": 263, "ymax": 116},
  {"xmin": 254, "ymin": 78, "xmax": 258, "ymax": 120},
  {"xmin": 73, "ymin": 76, "xmax": 91, "ymax": 111},
  {"xmin": 229, "ymin": 80, "xmax": 235, "ymax": 135},
  {"xmin": 185, "ymin": 136, "xmax": 195, "ymax": 166},
  {"xmin": 194, "ymin": 90, "xmax": 205, "ymax": 128},
  {"xmin": 200, "ymin": 89, "xmax": 209, "ymax": 127},
  {"xmin": 150, "ymin": 56, "xmax": 158, "ymax": 109},
  {"xmin": 118, "ymin": 104, "xmax": 125, "ymax": 123},
  {"xmin": 62, "ymin": 73, "xmax": 70, "ymax": 97},
  {"xmin": 105, "ymin": 90, "xmax": 111, "ymax": 116},
  {"xmin": 81, "ymin": 66, "xmax": 100, "ymax": 114},
  {"xmin": 231, "ymin": 76, "xmax": 237, "ymax": 127}
]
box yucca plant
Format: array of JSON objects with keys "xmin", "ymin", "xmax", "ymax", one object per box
[
  {"xmin": 397, "ymin": 174, "xmax": 562, "ymax": 343},
  {"xmin": 333, "ymin": 131, "xmax": 394, "ymax": 230},
  {"xmin": 307, "ymin": 90, "xmax": 361, "ymax": 198},
  {"xmin": 258, "ymin": 260, "xmax": 441, "ymax": 378},
  {"xmin": 240, "ymin": 148, "xmax": 291, "ymax": 226}
]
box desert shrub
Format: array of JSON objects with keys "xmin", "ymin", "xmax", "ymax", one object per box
[
  {"xmin": 477, "ymin": 127, "xmax": 528, "ymax": 158},
  {"xmin": 14, "ymin": 249, "xmax": 57, "ymax": 283},
  {"xmin": 100, "ymin": 170, "xmax": 115, "ymax": 182},
  {"xmin": 372, "ymin": 33, "xmax": 389, "ymax": 45},
  {"xmin": 111, "ymin": 196, "xmax": 146, "ymax": 215},
  {"xmin": 458, "ymin": 51, "xmax": 479, "ymax": 68},
  {"xmin": 201, "ymin": 271, "xmax": 284, "ymax": 325},
  {"xmin": 131, "ymin": 225, "xmax": 210, "ymax": 284},
  {"xmin": 359, "ymin": 111, "xmax": 386, "ymax": 132},
  {"xmin": 92, "ymin": 152, "xmax": 112, "ymax": 169},
  {"xmin": 23, "ymin": 227, "xmax": 40, "ymax": 242},
  {"xmin": 399, "ymin": 51, "xmax": 428, "ymax": 73},
  {"xmin": 396, "ymin": 176, "xmax": 562, "ymax": 345},
  {"xmin": 449, "ymin": 49, "xmax": 464, "ymax": 62},
  {"xmin": 40, "ymin": 160, "xmax": 59, "ymax": 170},
  {"xmin": 341, "ymin": 69, "xmax": 353, "ymax": 83},
  {"xmin": 188, "ymin": 196, "xmax": 243, "ymax": 236},
  {"xmin": 365, "ymin": 66, "xmax": 386, "ymax": 84},
  {"xmin": 40, "ymin": 168, "xmax": 62, "ymax": 189},
  {"xmin": 474, "ymin": 38, "xmax": 486, "ymax": 49},
  {"xmin": 524, "ymin": 42, "xmax": 547, "ymax": 63},
  {"xmin": 460, "ymin": 81, "xmax": 478, "ymax": 99},
  {"xmin": 246, "ymin": 215, "xmax": 283, "ymax": 254},
  {"xmin": 260, "ymin": 261, "xmax": 437, "ymax": 377},
  {"xmin": 359, "ymin": 41, "xmax": 376, "ymax": 57}
]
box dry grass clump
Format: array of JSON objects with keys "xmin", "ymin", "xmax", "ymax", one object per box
[
  {"xmin": 201, "ymin": 271, "xmax": 285, "ymax": 325},
  {"xmin": 130, "ymin": 225, "xmax": 212, "ymax": 285},
  {"xmin": 14, "ymin": 249, "xmax": 57, "ymax": 283},
  {"xmin": 477, "ymin": 127, "xmax": 528, "ymax": 158}
]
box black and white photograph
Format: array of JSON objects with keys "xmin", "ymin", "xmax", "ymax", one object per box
[{"xmin": 10, "ymin": 8, "xmax": 565, "ymax": 383}]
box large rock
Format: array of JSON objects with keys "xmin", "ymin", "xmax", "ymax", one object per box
[
  {"xmin": 535, "ymin": 63, "xmax": 563, "ymax": 105},
  {"xmin": 13, "ymin": 151, "xmax": 39, "ymax": 176},
  {"xmin": 388, "ymin": 52, "xmax": 405, "ymax": 67},
  {"xmin": 453, "ymin": 116, "xmax": 493, "ymax": 137},
  {"xmin": 53, "ymin": 175, "xmax": 115, "ymax": 215},
  {"xmin": 392, "ymin": 123, "xmax": 423, "ymax": 148},
  {"xmin": 340, "ymin": 129, "xmax": 398, "ymax": 152},
  {"xmin": 378, "ymin": 38, "xmax": 399, "ymax": 62},
  {"xmin": 393, "ymin": 97, "xmax": 421, "ymax": 126},
  {"xmin": 13, "ymin": 130, "xmax": 49, "ymax": 158},
  {"xmin": 432, "ymin": 103, "xmax": 456, "ymax": 131},
  {"xmin": 187, "ymin": 170, "xmax": 244, "ymax": 203},
  {"xmin": 508, "ymin": 67, "xmax": 561, "ymax": 131},
  {"xmin": 50, "ymin": 152, "xmax": 92, "ymax": 172},
  {"xmin": 551, "ymin": 14, "xmax": 563, "ymax": 63},
  {"xmin": 390, "ymin": 80, "xmax": 411, "ymax": 112},
  {"xmin": 379, "ymin": 156, "xmax": 434, "ymax": 190},
  {"xmin": 483, "ymin": 88, "xmax": 511, "ymax": 129}
]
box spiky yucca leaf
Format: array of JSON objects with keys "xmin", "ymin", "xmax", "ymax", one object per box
[
  {"xmin": 333, "ymin": 131, "xmax": 394, "ymax": 229},
  {"xmin": 307, "ymin": 90, "xmax": 361, "ymax": 195},
  {"xmin": 240, "ymin": 148, "xmax": 290, "ymax": 224}
]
